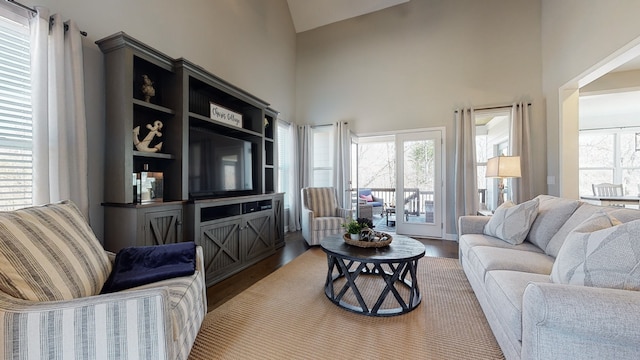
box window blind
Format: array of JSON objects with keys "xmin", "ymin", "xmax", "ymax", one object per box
[{"xmin": 0, "ymin": 16, "xmax": 32, "ymax": 210}]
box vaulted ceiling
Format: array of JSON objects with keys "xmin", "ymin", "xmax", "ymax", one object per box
[{"xmin": 287, "ymin": 0, "xmax": 409, "ymax": 33}]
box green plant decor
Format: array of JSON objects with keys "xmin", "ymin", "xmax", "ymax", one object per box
[
  {"xmin": 342, "ymin": 219, "xmax": 362, "ymax": 234},
  {"xmin": 342, "ymin": 218, "xmax": 373, "ymax": 234}
]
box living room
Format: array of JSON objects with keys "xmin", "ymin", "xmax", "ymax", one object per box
[
  {"xmin": 0, "ymin": 0, "xmax": 636, "ymax": 241},
  {"xmin": 1, "ymin": 0, "xmax": 640, "ymax": 359}
]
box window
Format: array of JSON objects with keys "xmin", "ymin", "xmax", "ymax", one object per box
[
  {"xmin": 475, "ymin": 109, "xmax": 510, "ymax": 211},
  {"xmin": 310, "ymin": 125, "xmax": 334, "ymax": 187},
  {"xmin": 276, "ymin": 120, "xmax": 291, "ymax": 208},
  {"xmin": 0, "ymin": 13, "xmax": 32, "ymax": 210},
  {"xmin": 579, "ymin": 129, "xmax": 640, "ymax": 196}
]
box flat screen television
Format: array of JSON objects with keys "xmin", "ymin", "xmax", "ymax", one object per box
[{"xmin": 189, "ymin": 126, "xmax": 255, "ymax": 198}]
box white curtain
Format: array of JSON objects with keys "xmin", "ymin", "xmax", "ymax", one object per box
[
  {"xmin": 509, "ymin": 102, "xmax": 533, "ymax": 203},
  {"xmin": 454, "ymin": 108, "xmax": 479, "ymax": 224},
  {"xmin": 297, "ymin": 125, "xmax": 311, "ymax": 189},
  {"xmin": 332, "ymin": 121, "xmax": 350, "ymax": 207},
  {"xmin": 286, "ymin": 123, "xmax": 301, "ymax": 232},
  {"xmin": 30, "ymin": 7, "xmax": 88, "ymax": 217}
]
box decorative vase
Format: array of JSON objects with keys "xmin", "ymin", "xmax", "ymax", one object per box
[{"xmin": 350, "ymin": 233, "xmax": 360, "ymax": 240}]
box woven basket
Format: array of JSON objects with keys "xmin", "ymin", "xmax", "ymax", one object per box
[{"xmin": 343, "ymin": 232, "xmax": 393, "ymax": 248}]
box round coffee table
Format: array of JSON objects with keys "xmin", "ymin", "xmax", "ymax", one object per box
[{"xmin": 320, "ymin": 234, "xmax": 426, "ymax": 317}]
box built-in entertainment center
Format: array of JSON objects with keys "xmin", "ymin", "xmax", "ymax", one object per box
[{"xmin": 97, "ymin": 32, "xmax": 284, "ymax": 286}]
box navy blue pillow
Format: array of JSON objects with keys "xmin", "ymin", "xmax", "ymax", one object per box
[{"xmin": 101, "ymin": 241, "xmax": 196, "ymax": 294}]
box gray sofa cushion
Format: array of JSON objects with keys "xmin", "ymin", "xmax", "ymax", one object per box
[
  {"xmin": 485, "ymin": 270, "xmax": 551, "ymax": 342},
  {"xmin": 483, "ymin": 198, "xmax": 539, "ymax": 245},
  {"xmin": 526, "ymin": 195, "xmax": 580, "ymax": 251},
  {"xmin": 545, "ymin": 203, "xmax": 640, "ymax": 258},
  {"xmin": 467, "ymin": 246, "xmax": 555, "ymax": 281},
  {"xmin": 459, "ymin": 233, "xmax": 544, "ymax": 260},
  {"xmin": 551, "ymin": 212, "xmax": 640, "ymax": 290}
]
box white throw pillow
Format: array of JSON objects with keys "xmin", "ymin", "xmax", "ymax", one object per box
[
  {"xmin": 550, "ymin": 212, "xmax": 640, "ymax": 291},
  {"xmin": 483, "ymin": 198, "xmax": 539, "ymax": 245}
]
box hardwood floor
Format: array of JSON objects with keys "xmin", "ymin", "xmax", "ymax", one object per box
[{"xmin": 205, "ymin": 230, "xmax": 459, "ymax": 311}]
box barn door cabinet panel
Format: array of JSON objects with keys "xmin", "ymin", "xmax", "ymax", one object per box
[
  {"xmin": 243, "ymin": 210, "xmax": 274, "ymax": 263},
  {"xmin": 187, "ymin": 193, "xmax": 284, "ymax": 286},
  {"xmin": 102, "ymin": 202, "xmax": 184, "ymax": 252},
  {"xmin": 141, "ymin": 206, "xmax": 183, "ymax": 246},
  {"xmin": 198, "ymin": 217, "xmax": 243, "ymax": 283}
]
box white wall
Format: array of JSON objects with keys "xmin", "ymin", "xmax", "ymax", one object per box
[
  {"xmin": 295, "ymin": 0, "xmax": 544, "ymax": 235},
  {"xmin": 24, "ymin": 0, "xmax": 297, "ymax": 241},
  {"xmin": 541, "ymin": 0, "xmax": 640, "ymax": 197}
]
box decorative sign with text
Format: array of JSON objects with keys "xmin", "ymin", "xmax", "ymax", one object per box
[{"xmin": 210, "ymin": 102, "xmax": 243, "ymax": 128}]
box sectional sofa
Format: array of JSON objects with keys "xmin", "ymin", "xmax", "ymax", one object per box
[{"xmin": 458, "ymin": 195, "xmax": 640, "ymax": 360}]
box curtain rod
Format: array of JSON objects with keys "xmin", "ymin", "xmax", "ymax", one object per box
[
  {"xmin": 454, "ymin": 103, "xmax": 531, "ymax": 113},
  {"xmin": 5, "ymin": 0, "xmax": 88, "ymax": 36}
]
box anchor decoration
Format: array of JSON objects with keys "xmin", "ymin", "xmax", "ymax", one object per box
[{"xmin": 133, "ymin": 120, "xmax": 163, "ymax": 153}]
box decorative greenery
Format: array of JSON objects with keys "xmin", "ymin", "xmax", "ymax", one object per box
[
  {"xmin": 342, "ymin": 218, "xmax": 374, "ymax": 234},
  {"xmin": 356, "ymin": 217, "xmax": 374, "ymax": 229}
]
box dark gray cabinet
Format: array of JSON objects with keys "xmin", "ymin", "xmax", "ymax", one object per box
[
  {"xmin": 187, "ymin": 194, "xmax": 282, "ymax": 286},
  {"xmin": 102, "ymin": 202, "xmax": 183, "ymax": 252},
  {"xmin": 273, "ymin": 193, "xmax": 285, "ymax": 249},
  {"xmin": 97, "ymin": 33, "xmax": 284, "ymax": 279}
]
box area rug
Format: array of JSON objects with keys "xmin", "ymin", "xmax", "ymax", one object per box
[{"xmin": 188, "ymin": 248, "xmax": 504, "ymax": 360}]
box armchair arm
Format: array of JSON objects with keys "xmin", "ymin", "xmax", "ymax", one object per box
[
  {"xmin": 301, "ymin": 206, "xmax": 314, "ymax": 242},
  {"xmin": 522, "ymin": 282, "xmax": 640, "ymax": 360},
  {"xmin": 0, "ymin": 287, "xmax": 174, "ymax": 360},
  {"xmin": 371, "ymin": 194, "xmax": 384, "ymax": 204},
  {"xmin": 336, "ymin": 207, "xmax": 353, "ymax": 219},
  {"xmin": 458, "ymin": 215, "xmax": 490, "ymax": 235}
]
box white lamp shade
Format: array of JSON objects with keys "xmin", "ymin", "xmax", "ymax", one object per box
[{"xmin": 486, "ymin": 156, "xmax": 521, "ymax": 178}]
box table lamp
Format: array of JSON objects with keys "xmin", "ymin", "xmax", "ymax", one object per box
[{"xmin": 485, "ymin": 155, "xmax": 521, "ymax": 209}]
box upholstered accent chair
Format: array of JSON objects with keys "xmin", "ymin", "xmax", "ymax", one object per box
[
  {"xmin": 301, "ymin": 187, "xmax": 353, "ymax": 246},
  {"xmin": 0, "ymin": 201, "xmax": 206, "ymax": 360}
]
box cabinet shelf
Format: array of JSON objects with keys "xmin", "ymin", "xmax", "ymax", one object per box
[
  {"xmin": 133, "ymin": 150, "xmax": 175, "ymax": 160},
  {"xmin": 189, "ymin": 112, "xmax": 263, "ymax": 139},
  {"xmin": 133, "ymin": 98, "xmax": 175, "ymax": 115}
]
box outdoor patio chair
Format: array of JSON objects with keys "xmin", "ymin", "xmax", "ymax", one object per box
[
  {"xmin": 592, "ymin": 183, "xmax": 624, "ymax": 197},
  {"xmin": 358, "ymin": 188, "xmax": 384, "ymax": 216}
]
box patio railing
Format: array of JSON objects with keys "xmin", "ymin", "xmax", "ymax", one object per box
[
  {"xmin": 352, "ymin": 188, "xmax": 434, "ymax": 216},
  {"xmin": 352, "ymin": 187, "xmax": 488, "ymax": 215}
]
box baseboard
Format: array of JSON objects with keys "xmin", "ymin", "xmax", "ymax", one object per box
[{"xmin": 444, "ymin": 233, "xmax": 458, "ymax": 241}]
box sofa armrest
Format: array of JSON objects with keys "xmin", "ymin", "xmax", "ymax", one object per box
[
  {"xmin": 522, "ymin": 282, "xmax": 640, "ymax": 360},
  {"xmin": 0, "ymin": 287, "xmax": 174, "ymax": 360},
  {"xmin": 458, "ymin": 215, "xmax": 490, "ymax": 235}
]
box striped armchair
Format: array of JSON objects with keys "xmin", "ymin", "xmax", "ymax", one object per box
[
  {"xmin": 0, "ymin": 201, "xmax": 206, "ymax": 360},
  {"xmin": 301, "ymin": 187, "xmax": 353, "ymax": 246}
]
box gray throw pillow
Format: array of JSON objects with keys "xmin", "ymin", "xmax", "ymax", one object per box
[
  {"xmin": 483, "ymin": 198, "xmax": 539, "ymax": 245},
  {"xmin": 550, "ymin": 212, "xmax": 640, "ymax": 291}
]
